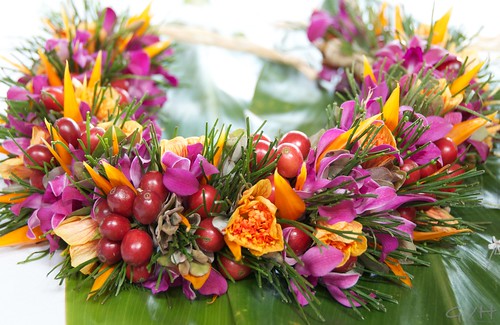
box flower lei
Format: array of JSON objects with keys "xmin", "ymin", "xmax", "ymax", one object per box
[{"xmin": 0, "ymin": 1, "xmax": 498, "ymax": 322}]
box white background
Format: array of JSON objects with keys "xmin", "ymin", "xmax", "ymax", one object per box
[{"xmin": 0, "ymin": 1, "xmax": 498, "ymax": 324}]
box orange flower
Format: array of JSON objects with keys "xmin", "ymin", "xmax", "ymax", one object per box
[
  {"xmin": 224, "ymin": 179, "xmax": 284, "ymax": 261},
  {"xmin": 315, "ymin": 221, "xmax": 367, "ymax": 267}
]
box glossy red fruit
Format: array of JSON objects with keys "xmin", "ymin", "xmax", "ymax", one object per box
[
  {"xmin": 419, "ymin": 162, "xmax": 438, "ymax": 179},
  {"xmin": 400, "ymin": 159, "xmax": 421, "ymax": 186},
  {"xmin": 266, "ymin": 175, "xmax": 276, "ymax": 203},
  {"xmin": 29, "ymin": 170, "xmax": 45, "ymax": 190},
  {"xmin": 121, "ymin": 229, "xmax": 153, "ymax": 266},
  {"xmin": 252, "ymin": 133, "xmax": 271, "ymax": 144},
  {"xmin": 93, "ymin": 198, "xmax": 112, "ymax": 224},
  {"xmin": 125, "ymin": 264, "xmax": 152, "ymax": 283},
  {"xmin": 195, "ymin": 218, "xmax": 225, "ymax": 252},
  {"xmin": 107, "ymin": 185, "xmax": 136, "ymax": 218},
  {"xmin": 40, "ymin": 87, "xmax": 64, "ymax": 111},
  {"xmin": 111, "ymin": 79, "xmax": 130, "ymax": 90},
  {"xmin": 133, "ymin": 191, "xmax": 162, "ymax": 225},
  {"xmin": 187, "ymin": 185, "xmax": 221, "ymax": 219},
  {"xmin": 99, "ymin": 214, "xmax": 131, "ymax": 241},
  {"xmin": 276, "ymin": 143, "xmax": 303, "ymax": 179},
  {"xmin": 139, "ymin": 171, "xmax": 168, "ymax": 201},
  {"xmin": 218, "ymin": 255, "xmax": 252, "ymax": 281},
  {"xmin": 285, "ymin": 226, "xmax": 312, "ymax": 256},
  {"xmin": 80, "ymin": 127, "xmax": 105, "ymax": 153},
  {"xmin": 333, "ymin": 256, "xmax": 358, "ymax": 273},
  {"xmin": 439, "ymin": 163, "xmax": 465, "ymax": 193},
  {"xmin": 253, "ymin": 140, "xmax": 277, "ymax": 169},
  {"xmin": 397, "ymin": 206, "xmax": 417, "ymax": 222},
  {"xmin": 25, "ymin": 144, "xmax": 54, "ymax": 167},
  {"xmin": 97, "ymin": 238, "xmax": 122, "ymax": 265},
  {"xmin": 434, "ymin": 137, "xmax": 458, "ymax": 166},
  {"xmin": 55, "ymin": 117, "xmax": 80, "ymax": 147},
  {"xmin": 279, "ymin": 130, "xmax": 311, "ymax": 159},
  {"xmin": 114, "ymin": 87, "xmax": 131, "ymax": 105}
]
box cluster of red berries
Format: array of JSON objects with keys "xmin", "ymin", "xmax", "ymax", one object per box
[{"xmin": 94, "ymin": 171, "xmax": 168, "ymax": 282}]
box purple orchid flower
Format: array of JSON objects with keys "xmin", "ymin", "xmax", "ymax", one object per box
[{"xmin": 161, "ymin": 143, "xmax": 219, "ymax": 196}]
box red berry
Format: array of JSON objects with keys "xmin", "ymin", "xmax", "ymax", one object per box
[
  {"xmin": 276, "ymin": 143, "xmax": 303, "ymax": 179},
  {"xmin": 80, "ymin": 127, "xmax": 105, "ymax": 153},
  {"xmin": 40, "ymin": 87, "xmax": 64, "ymax": 112},
  {"xmin": 252, "ymin": 133, "xmax": 271, "ymax": 144},
  {"xmin": 99, "ymin": 214, "xmax": 131, "ymax": 241},
  {"xmin": 439, "ymin": 163, "xmax": 465, "ymax": 193},
  {"xmin": 333, "ymin": 256, "xmax": 358, "ymax": 273},
  {"xmin": 252, "ymin": 140, "xmax": 277, "ymax": 170},
  {"xmin": 30, "ymin": 170, "xmax": 45, "ymax": 190},
  {"xmin": 133, "ymin": 190, "xmax": 162, "ymax": 225},
  {"xmin": 285, "ymin": 226, "xmax": 312, "ymax": 256},
  {"xmin": 107, "ymin": 185, "xmax": 136, "ymax": 218},
  {"xmin": 218, "ymin": 255, "xmax": 252, "ymax": 281},
  {"xmin": 97, "ymin": 238, "xmax": 122, "ymax": 265},
  {"xmin": 114, "ymin": 87, "xmax": 131, "ymax": 105},
  {"xmin": 266, "ymin": 175, "xmax": 276, "ymax": 203},
  {"xmin": 195, "ymin": 218, "xmax": 225, "ymax": 252},
  {"xmin": 279, "ymin": 130, "xmax": 311, "ymax": 159},
  {"xmin": 420, "ymin": 162, "xmax": 437, "ymax": 179},
  {"xmin": 139, "ymin": 171, "xmax": 168, "ymax": 201},
  {"xmin": 93, "ymin": 198, "xmax": 112, "ymax": 224},
  {"xmin": 187, "ymin": 185, "xmax": 221, "ymax": 219},
  {"xmin": 434, "ymin": 137, "xmax": 458, "ymax": 166},
  {"xmin": 55, "ymin": 117, "xmax": 80, "ymax": 147},
  {"xmin": 401, "ymin": 159, "xmax": 421, "ymax": 186},
  {"xmin": 121, "ymin": 229, "xmax": 153, "ymax": 266},
  {"xmin": 25, "ymin": 144, "xmax": 54, "ymax": 167},
  {"xmin": 397, "ymin": 206, "xmax": 417, "ymax": 222},
  {"xmin": 125, "ymin": 264, "xmax": 152, "ymax": 283}
]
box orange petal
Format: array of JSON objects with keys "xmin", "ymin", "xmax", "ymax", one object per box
[
  {"xmin": 450, "ymin": 62, "xmax": 484, "ymax": 96},
  {"xmin": 40, "ymin": 138, "xmax": 72, "ymax": 175},
  {"xmin": 316, "ymin": 113, "xmax": 382, "ymax": 171},
  {"xmin": 0, "ymin": 225, "xmax": 45, "ymax": 247},
  {"xmin": 83, "ymin": 162, "xmax": 113, "ymax": 195},
  {"xmin": 363, "ymin": 56, "xmax": 376, "ymax": 84},
  {"xmin": 446, "ymin": 112, "xmax": 496, "ymax": 145},
  {"xmin": 63, "ymin": 62, "xmax": 83, "ymax": 123},
  {"xmin": 101, "ymin": 161, "xmax": 137, "ymax": 194},
  {"xmin": 112, "ymin": 126, "xmax": 119, "ymax": 156},
  {"xmin": 375, "ymin": 2, "xmax": 388, "ymax": 36},
  {"xmin": 431, "ymin": 9, "xmax": 452, "ymax": 44},
  {"xmin": 38, "ymin": 50, "xmax": 62, "ymax": 86},
  {"xmin": 87, "ymin": 265, "xmax": 115, "ymax": 300},
  {"xmin": 360, "ymin": 122, "xmax": 397, "ymax": 168},
  {"xmin": 182, "ymin": 266, "xmax": 211, "ymax": 290},
  {"xmin": 0, "ymin": 192, "xmax": 30, "ymax": 204},
  {"xmin": 88, "ymin": 51, "xmax": 102, "ymax": 91},
  {"xmin": 144, "ymin": 40, "xmax": 171, "ymax": 58},
  {"xmin": 395, "ymin": 6, "xmax": 405, "ymax": 40},
  {"xmin": 179, "ymin": 213, "xmax": 191, "ymax": 232},
  {"xmin": 0, "ymin": 145, "xmax": 8, "ymax": 155},
  {"xmin": 295, "ymin": 162, "xmax": 307, "ymax": 191},
  {"xmin": 0, "ymin": 55, "xmax": 31, "ymax": 76},
  {"xmin": 45, "ymin": 120, "xmax": 72, "ymax": 167},
  {"xmin": 382, "ymin": 84, "xmax": 400, "ymax": 132},
  {"xmin": 53, "ymin": 216, "xmax": 99, "ymax": 245},
  {"xmin": 384, "ymin": 257, "xmax": 412, "ymax": 287},
  {"xmin": 274, "ymin": 170, "xmax": 305, "ymax": 220},
  {"xmin": 413, "ymin": 229, "xmax": 472, "ymax": 241},
  {"xmin": 224, "ymin": 235, "xmax": 242, "ymax": 261}
]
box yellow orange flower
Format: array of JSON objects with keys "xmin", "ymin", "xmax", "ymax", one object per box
[
  {"xmin": 53, "ymin": 216, "xmax": 99, "ymax": 274},
  {"xmin": 0, "ymin": 157, "xmax": 32, "ymax": 180},
  {"xmin": 224, "ymin": 179, "xmax": 284, "ymax": 261},
  {"xmin": 315, "ymin": 221, "xmax": 367, "ymax": 267}
]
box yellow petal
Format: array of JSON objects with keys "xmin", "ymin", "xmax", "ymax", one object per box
[
  {"xmin": 101, "ymin": 161, "xmax": 137, "ymax": 194},
  {"xmin": 0, "ymin": 55, "xmax": 31, "ymax": 76},
  {"xmin": 63, "ymin": 62, "xmax": 83, "ymax": 123},
  {"xmin": 295, "ymin": 162, "xmax": 307, "ymax": 191},
  {"xmin": 382, "ymin": 84, "xmax": 400, "ymax": 132},
  {"xmin": 446, "ymin": 112, "xmax": 496, "ymax": 145},
  {"xmin": 363, "ymin": 55, "xmax": 376, "ymax": 84},
  {"xmin": 88, "ymin": 51, "xmax": 102, "ymax": 91},
  {"xmin": 40, "ymin": 138, "xmax": 72, "ymax": 175},
  {"xmin": 274, "ymin": 170, "xmax": 305, "ymax": 220},
  {"xmin": 212, "ymin": 128, "xmax": 227, "ymax": 168},
  {"xmin": 316, "ymin": 113, "xmax": 382, "ymax": 170},
  {"xmin": 240, "ymin": 179, "xmax": 272, "ymax": 203},
  {"xmin": 88, "ymin": 265, "xmax": 115, "ymax": 299},
  {"xmin": 144, "ymin": 40, "xmax": 171, "ymax": 58},
  {"xmin": 450, "ymin": 61, "xmax": 484, "ymax": 96},
  {"xmin": 112, "ymin": 126, "xmax": 119, "ymax": 156},
  {"xmin": 395, "ymin": 6, "xmax": 405, "ymax": 40},
  {"xmin": 375, "ymin": 2, "xmax": 388, "ymax": 36},
  {"xmin": 83, "ymin": 162, "xmax": 113, "ymax": 195},
  {"xmin": 38, "ymin": 50, "xmax": 62, "ymax": 86},
  {"xmin": 224, "ymin": 235, "xmax": 242, "ymax": 261},
  {"xmin": 431, "ymin": 9, "xmax": 452, "ymax": 45},
  {"xmin": 0, "ymin": 158, "xmax": 33, "ymax": 180},
  {"xmin": 385, "ymin": 257, "xmax": 412, "ymax": 287},
  {"xmin": 53, "ymin": 216, "xmax": 98, "ymax": 245},
  {"xmin": 69, "ymin": 240, "xmax": 98, "ymax": 275},
  {"xmin": 45, "ymin": 120, "xmax": 72, "ymax": 167},
  {"xmin": 0, "ymin": 225, "xmax": 45, "ymax": 247}
]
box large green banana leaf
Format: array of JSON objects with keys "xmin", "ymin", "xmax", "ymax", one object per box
[{"xmin": 66, "ymin": 43, "xmax": 500, "ymax": 325}]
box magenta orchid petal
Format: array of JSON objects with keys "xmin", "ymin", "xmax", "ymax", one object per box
[
  {"xmin": 32, "ymin": 75, "xmax": 49, "ymax": 94},
  {"xmin": 307, "ymin": 10, "xmax": 333, "ymax": 42},
  {"xmin": 322, "ymin": 271, "xmax": 361, "ymax": 289},
  {"xmin": 357, "ymin": 186, "xmax": 397, "ymax": 213},
  {"xmin": 130, "ymin": 157, "xmax": 143, "ymax": 188},
  {"xmin": 316, "ymin": 129, "xmax": 345, "ymax": 160},
  {"xmin": 384, "ymin": 194, "xmax": 436, "ymax": 211},
  {"xmin": 417, "ymin": 116, "xmax": 453, "ymax": 145},
  {"xmin": 444, "ymin": 112, "xmax": 463, "ymax": 125},
  {"xmin": 198, "ymin": 269, "xmax": 228, "ymax": 296},
  {"xmin": 467, "ymin": 139, "xmax": 489, "ymax": 162},
  {"xmin": 295, "ymin": 246, "xmax": 344, "ymax": 277},
  {"xmin": 163, "ymin": 168, "xmax": 200, "ymax": 196},
  {"xmin": 162, "ymin": 152, "xmax": 191, "ymax": 170},
  {"xmin": 318, "ymin": 200, "xmax": 356, "ymax": 224},
  {"xmin": 182, "ymin": 279, "xmax": 197, "ymax": 301},
  {"xmin": 7, "ymin": 87, "xmax": 30, "ymax": 101},
  {"xmin": 290, "ymin": 279, "xmax": 313, "ymax": 306},
  {"xmin": 190, "ymin": 155, "xmax": 219, "ymax": 178},
  {"xmin": 410, "ymin": 142, "xmax": 442, "ymax": 166},
  {"xmin": 127, "ymin": 50, "xmax": 150, "ymax": 76},
  {"xmin": 102, "ymin": 8, "xmax": 117, "ymax": 33},
  {"xmin": 2, "ymin": 138, "xmax": 30, "ymax": 155},
  {"xmin": 326, "ymin": 285, "xmax": 362, "ymax": 307},
  {"xmin": 374, "ymin": 233, "xmax": 399, "ymax": 261},
  {"xmin": 11, "ymin": 193, "xmax": 43, "ymax": 216},
  {"xmin": 340, "ymin": 100, "xmax": 356, "ymax": 130}
]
